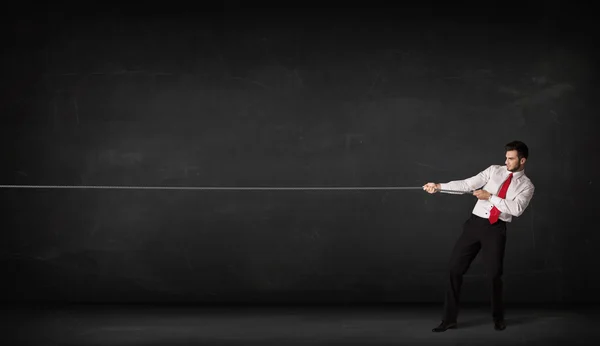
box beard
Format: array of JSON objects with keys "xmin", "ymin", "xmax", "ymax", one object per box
[{"xmin": 508, "ymin": 161, "xmax": 522, "ymax": 172}]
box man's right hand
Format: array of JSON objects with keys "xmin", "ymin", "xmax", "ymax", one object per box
[{"xmin": 423, "ymin": 183, "xmax": 440, "ymax": 194}]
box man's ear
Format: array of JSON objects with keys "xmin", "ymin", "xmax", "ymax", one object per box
[{"xmin": 520, "ymin": 157, "xmax": 527, "ymax": 165}]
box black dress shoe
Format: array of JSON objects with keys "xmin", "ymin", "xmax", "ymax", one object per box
[
  {"xmin": 432, "ymin": 321, "xmax": 457, "ymax": 332},
  {"xmin": 494, "ymin": 319, "xmax": 506, "ymax": 331}
]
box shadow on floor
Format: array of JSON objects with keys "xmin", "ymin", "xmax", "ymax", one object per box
[{"xmin": 458, "ymin": 314, "xmax": 540, "ymax": 328}]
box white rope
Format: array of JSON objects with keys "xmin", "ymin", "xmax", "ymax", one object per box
[
  {"xmin": 0, "ymin": 185, "xmax": 420, "ymax": 191},
  {"xmin": 0, "ymin": 184, "xmax": 473, "ymax": 194}
]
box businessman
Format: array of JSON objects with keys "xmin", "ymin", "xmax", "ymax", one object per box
[{"xmin": 423, "ymin": 140, "xmax": 535, "ymax": 332}]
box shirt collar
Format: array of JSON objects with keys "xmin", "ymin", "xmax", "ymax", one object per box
[{"xmin": 504, "ymin": 166, "xmax": 525, "ymax": 180}]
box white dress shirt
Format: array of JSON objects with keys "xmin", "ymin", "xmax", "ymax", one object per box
[{"xmin": 439, "ymin": 165, "xmax": 535, "ymax": 223}]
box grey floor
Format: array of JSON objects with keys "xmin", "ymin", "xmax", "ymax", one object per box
[{"xmin": 3, "ymin": 304, "xmax": 599, "ymax": 346}]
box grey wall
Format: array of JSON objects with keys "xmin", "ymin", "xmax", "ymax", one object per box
[{"xmin": 2, "ymin": 4, "xmax": 598, "ymax": 304}]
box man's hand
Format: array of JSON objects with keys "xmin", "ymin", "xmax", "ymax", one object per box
[
  {"xmin": 423, "ymin": 183, "xmax": 440, "ymax": 194},
  {"xmin": 473, "ymin": 189, "xmax": 492, "ymax": 200}
]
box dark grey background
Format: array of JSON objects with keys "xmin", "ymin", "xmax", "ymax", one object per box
[{"xmin": 1, "ymin": 2, "xmax": 598, "ymax": 304}]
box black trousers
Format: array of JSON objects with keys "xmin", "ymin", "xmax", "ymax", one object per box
[{"xmin": 443, "ymin": 213, "xmax": 507, "ymax": 322}]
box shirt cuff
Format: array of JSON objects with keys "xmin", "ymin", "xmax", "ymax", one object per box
[
  {"xmin": 489, "ymin": 194, "xmax": 501, "ymax": 205},
  {"xmin": 439, "ymin": 183, "xmax": 451, "ymax": 192}
]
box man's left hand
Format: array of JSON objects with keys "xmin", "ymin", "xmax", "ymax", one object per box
[{"xmin": 473, "ymin": 190, "xmax": 492, "ymax": 200}]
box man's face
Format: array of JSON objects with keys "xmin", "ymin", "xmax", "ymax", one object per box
[{"xmin": 505, "ymin": 150, "xmax": 525, "ymax": 172}]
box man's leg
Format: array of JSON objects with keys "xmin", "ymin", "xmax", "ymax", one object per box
[
  {"xmin": 442, "ymin": 215, "xmax": 482, "ymax": 323},
  {"xmin": 481, "ymin": 221, "xmax": 507, "ymax": 323}
]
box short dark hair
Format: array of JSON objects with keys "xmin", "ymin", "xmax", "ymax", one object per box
[{"xmin": 505, "ymin": 140, "xmax": 529, "ymax": 159}]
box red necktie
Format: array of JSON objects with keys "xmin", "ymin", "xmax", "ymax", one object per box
[{"xmin": 489, "ymin": 173, "xmax": 513, "ymax": 224}]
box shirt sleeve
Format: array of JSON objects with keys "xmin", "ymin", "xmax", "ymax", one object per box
[
  {"xmin": 489, "ymin": 183, "xmax": 535, "ymax": 217},
  {"xmin": 439, "ymin": 165, "xmax": 494, "ymax": 194}
]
